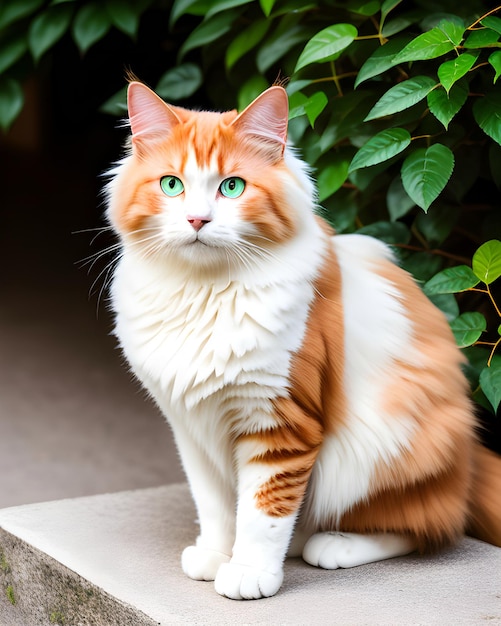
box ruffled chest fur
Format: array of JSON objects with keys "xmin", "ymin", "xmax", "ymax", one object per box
[{"xmin": 111, "ymin": 258, "xmax": 316, "ymax": 413}]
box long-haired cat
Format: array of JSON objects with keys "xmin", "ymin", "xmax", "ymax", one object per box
[{"xmin": 106, "ymin": 82, "xmax": 501, "ymax": 600}]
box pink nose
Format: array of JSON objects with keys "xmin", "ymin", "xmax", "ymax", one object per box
[{"xmin": 187, "ymin": 217, "xmax": 211, "ymax": 231}]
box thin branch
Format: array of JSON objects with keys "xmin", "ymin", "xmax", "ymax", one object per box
[
  {"xmin": 467, "ymin": 5, "xmax": 501, "ymax": 30},
  {"xmin": 310, "ymin": 72, "xmax": 358, "ymax": 85},
  {"xmin": 487, "ymin": 283, "xmax": 501, "ymax": 317},
  {"xmin": 488, "ymin": 338, "xmax": 501, "ymax": 366},
  {"xmin": 394, "ymin": 243, "xmax": 471, "ymax": 265}
]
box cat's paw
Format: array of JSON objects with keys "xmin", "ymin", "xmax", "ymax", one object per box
[
  {"xmin": 181, "ymin": 545, "xmax": 231, "ymax": 581},
  {"xmin": 214, "ymin": 562, "xmax": 283, "ymax": 600},
  {"xmin": 303, "ymin": 532, "xmax": 416, "ymax": 569}
]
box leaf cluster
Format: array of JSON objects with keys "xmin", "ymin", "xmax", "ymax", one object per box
[{"xmin": 0, "ymin": 0, "xmax": 154, "ymax": 130}]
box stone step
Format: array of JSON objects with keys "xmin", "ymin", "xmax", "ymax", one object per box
[{"xmin": 0, "ymin": 483, "xmax": 500, "ymax": 625}]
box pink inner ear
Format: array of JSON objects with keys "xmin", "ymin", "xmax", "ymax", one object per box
[
  {"xmin": 128, "ymin": 82, "xmax": 180, "ymax": 140},
  {"xmin": 232, "ymin": 86, "xmax": 288, "ymax": 146}
]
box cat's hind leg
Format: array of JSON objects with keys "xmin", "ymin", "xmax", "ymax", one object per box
[{"xmin": 302, "ymin": 532, "xmax": 416, "ymax": 569}]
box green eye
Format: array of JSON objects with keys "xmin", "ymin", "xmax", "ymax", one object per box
[
  {"xmin": 160, "ymin": 176, "xmax": 184, "ymax": 197},
  {"xmin": 219, "ymin": 177, "xmax": 245, "ymax": 198}
]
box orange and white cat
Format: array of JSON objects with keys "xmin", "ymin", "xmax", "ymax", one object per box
[{"xmin": 106, "ymin": 82, "xmax": 501, "ymax": 600}]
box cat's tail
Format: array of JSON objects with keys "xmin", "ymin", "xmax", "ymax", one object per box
[{"xmin": 467, "ymin": 443, "xmax": 501, "ymax": 547}]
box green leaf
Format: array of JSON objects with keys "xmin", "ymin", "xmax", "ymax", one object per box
[
  {"xmin": 473, "ymin": 92, "xmax": 501, "ymax": 146},
  {"xmin": 382, "ymin": 12, "xmax": 419, "ymax": 37},
  {"xmin": 179, "ymin": 11, "xmax": 236, "ymax": 60},
  {"xmin": 463, "ymin": 28, "xmax": 500, "ymax": 49},
  {"xmin": 263, "ymin": 0, "xmax": 315, "ymax": 17},
  {"xmin": 438, "ymin": 51, "xmax": 479, "ymax": 93},
  {"xmin": 286, "ymin": 79, "xmax": 313, "ymax": 96},
  {"xmin": 436, "ymin": 18, "xmax": 465, "ymax": 46},
  {"xmin": 28, "ymin": 4, "xmax": 74, "ymax": 62},
  {"xmin": 0, "ymin": 77, "xmax": 24, "ymax": 131},
  {"xmin": 427, "ymin": 293, "xmax": 459, "ymax": 322},
  {"xmin": 320, "ymin": 189, "xmax": 357, "ymax": 232},
  {"xmin": 288, "ymin": 91, "xmax": 308, "ymax": 120},
  {"xmin": 355, "ymin": 35, "xmax": 412, "ymax": 87},
  {"xmin": 472, "ymin": 239, "xmax": 501, "ymax": 284},
  {"xmin": 256, "ymin": 25, "xmax": 308, "ymax": 74},
  {"xmin": 349, "ymin": 128, "xmax": 410, "ymax": 172},
  {"xmin": 481, "ymin": 16, "xmax": 501, "ymax": 35},
  {"xmin": 489, "ymin": 50, "xmax": 501, "ymax": 83},
  {"xmin": 463, "ymin": 345, "xmax": 490, "ymax": 386},
  {"xmin": 304, "ymin": 91, "xmax": 328, "ymax": 127},
  {"xmin": 450, "ymin": 312, "xmax": 487, "ymax": 347},
  {"xmin": 401, "ymin": 144, "xmax": 454, "ymax": 212},
  {"xmin": 72, "ymin": 3, "xmax": 111, "ymax": 54},
  {"xmin": 424, "ymin": 265, "xmax": 479, "ymax": 295},
  {"xmin": 364, "ymin": 76, "xmax": 437, "ymax": 121},
  {"xmin": 259, "ymin": 0, "xmax": 275, "ymax": 16},
  {"xmin": 381, "ymin": 0, "xmax": 403, "ymax": 22},
  {"xmin": 357, "ymin": 221, "xmax": 411, "ymax": 244},
  {"xmin": 317, "ymin": 157, "xmax": 350, "ymax": 202},
  {"xmin": 0, "ymin": 31, "xmax": 28, "ymax": 74},
  {"xmin": 347, "ymin": 0, "xmax": 380, "ymax": 16},
  {"xmin": 415, "ymin": 202, "xmax": 457, "ymax": 246},
  {"xmin": 206, "ymin": 0, "xmax": 253, "ymax": 19},
  {"xmin": 105, "ymin": 0, "xmax": 139, "ymax": 37},
  {"xmin": 294, "ymin": 23, "xmax": 357, "ymax": 72},
  {"xmin": 155, "ymin": 64, "xmax": 202, "ymax": 101},
  {"xmin": 387, "ymin": 175, "xmax": 415, "ymax": 220},
  {"xmin": 427, "ymin": 80, "xmax": 468, "ymax": 129},
  {"xmin": 99, "ymin": 85, "xmax": 127, "ymax": 116},
  {"xmin": 0, "ymin": 0, "xmax": 44, "ymax": 29},
  {"xmin": 392, "ymin": 27, "xmax": 456, "ymax": 64},
  {"xmin": 480, "ymin": 360, "xmax": 501, "ymax": 412},
  {"xmin": 226, "ymin": 19, "xmax": 270, "ymax": 69},
  {"xmin": 401, "ymin": 251, "xmax": 442, "ymax": 282},
  {"xmin": 170, "ymin": 0, "xmax": 208, "ymax": 26},
  {"xmin": 237, "ymin": 75, "xmax": 269, "ymax": 111}
]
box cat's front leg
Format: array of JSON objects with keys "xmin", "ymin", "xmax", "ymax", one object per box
[
  {"xmin": 172, "ymin": 426, "xmax": 235, "ymax": 581},
  {"xmin": 213, "ymin": 399, "xmax": 321, "ymax": 600},
  {"xmin": 214, "ymin": 480, "xmax": 298, "ymax": 600}
]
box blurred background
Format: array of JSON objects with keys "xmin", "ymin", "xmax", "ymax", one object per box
[{"xmin": 0, "ymin": 5, "xmax": 192, "ymax": 509}]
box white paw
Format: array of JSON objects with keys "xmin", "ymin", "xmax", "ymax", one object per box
[
  {"xmin": 214, "ymin": 562, "xmax": 283, "ymax": 600},
  {"xmin": 303, "ymin": 532, "xmax": 416, "ymax": 569},
  {"xmin": 181, "ymin": 545, "xmax": 231, "ymax": 581}
]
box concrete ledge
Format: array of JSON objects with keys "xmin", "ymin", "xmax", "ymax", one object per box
[{"xmin": 0, "ymin": 484, "xmax": 500, "ymax": 625}]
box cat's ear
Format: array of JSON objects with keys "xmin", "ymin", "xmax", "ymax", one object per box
[
  {"xmin": 127, "ymin": 81, "xmax": 181, "ymax": 152},
  {"xmin": 231, "ymin": 86, "xmax": 288, "ymax": 161}
]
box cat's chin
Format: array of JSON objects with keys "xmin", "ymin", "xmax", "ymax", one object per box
[{"xmin": 165, "ymin": 239, "xmax": 233, "ymax": 273}]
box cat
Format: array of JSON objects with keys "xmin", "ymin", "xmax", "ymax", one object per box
[{"xmin": 106, "ymin": 81, "xmax": 501, "ymax": 600}]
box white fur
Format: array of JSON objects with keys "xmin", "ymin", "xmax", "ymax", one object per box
[
  {"xmin": 302, "ymin": 532, "xmax": 416, "ymax": 569},
  {"xmin": 215, "ymin": 475, "xmax": 296, "ymax": 599},
  {"xmin": 300, "ymin": 234, "xmax": 416, "ymax": 528}
]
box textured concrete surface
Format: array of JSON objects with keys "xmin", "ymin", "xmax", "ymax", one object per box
[
  {"xmin": 0, "ymin": 527, "xmax": 157, "ymax": 626},
  {"xmin": 1, "ymin": 483, "xmax": 500, "ymax": 625}
]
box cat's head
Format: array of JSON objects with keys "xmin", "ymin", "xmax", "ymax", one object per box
[{"xmin": 106, "ymin": 82, "xmax": 314, "ymax": 273}]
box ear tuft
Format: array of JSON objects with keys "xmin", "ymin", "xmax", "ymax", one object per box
[
  {"xmin": 127, "ymin": 82, "xmax": 180, "ymax": 145},
  {"xmin": 231, "ymin": 86, "xmax": 288, "ymax": 159}
]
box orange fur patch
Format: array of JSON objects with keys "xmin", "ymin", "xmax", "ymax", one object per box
[
  {"xmin": 335, "ymin": 260, "xmax": 476, "ymax": 550},
  {"xmin": 468, "ymin": 443, "xmax": 501, "ymax": 547},
  {"xmin": 250, "ymin": 233, "xmax": 346, "ymax": 517}
]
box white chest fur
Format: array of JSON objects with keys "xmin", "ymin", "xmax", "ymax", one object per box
[{"xmin": 111, "ymin": 251, "xmax": 319, "ymax": 428}]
